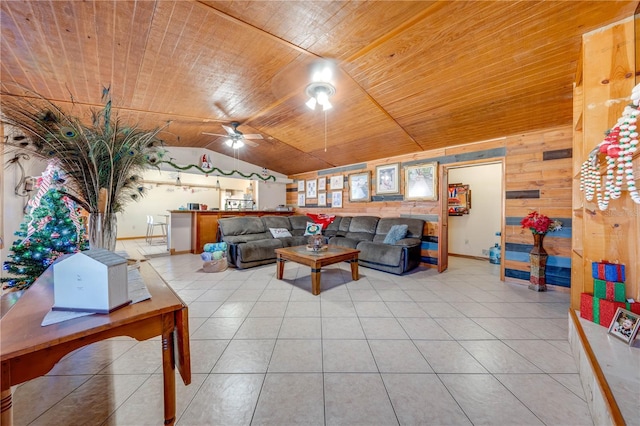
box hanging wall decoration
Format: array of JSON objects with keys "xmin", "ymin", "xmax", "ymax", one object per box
[
  {"xmin": 580, "ymin": 83, "xmax": 640, "ymax": 209},
  {"xmin": 159, "ymin": 160, "xmax": 277, "ymax": 182}
]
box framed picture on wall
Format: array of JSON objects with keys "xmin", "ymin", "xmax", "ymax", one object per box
[
  {"xmin": 318, "ymin": 192, "xmax": 327, "ymax": 206},
  {"xmin": 375, "ymin": 163, "xmax": 400, "ymax": 195},
  {"xmin": 348, "ymin": 171, "xmax": 371, "ymax": 202},
  {"xmin": 298, "ymin": 180, "xmax": 305, "ymax": 192},
  {"xmin": 306, "ymin": 179, "xmax": 317, "ymax": 198},
  {"xmin": 318, "ymin": 177, "xmax": 327, "ymax": 192},
  {"xmin": 330, "ymin": 175, "xmax": 343, "ymax": 190},
  {"xmin": 298, "ymin": 193, "xmax": 305, "ymax": 207},
  {"xmin": 404, "ymin": 162, "xmax": 438, "ymax": 201},
  {"xmin": 331, "ymin": 191, "xmax": 342, "ymax": 208}
]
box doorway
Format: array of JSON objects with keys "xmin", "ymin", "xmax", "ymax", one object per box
[{"xmin": 438, "ymin": 160, "xmax": 505, "ymax": 278}]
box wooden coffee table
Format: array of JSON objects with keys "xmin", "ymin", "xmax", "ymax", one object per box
[{"xmin": 275, "ymin": 245, "xmax": 360, "ymax": 295}]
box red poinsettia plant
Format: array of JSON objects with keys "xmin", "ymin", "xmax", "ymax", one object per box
[{"xmin": 520, "ymin": 211, "xmax": 562, "ymax": 235}]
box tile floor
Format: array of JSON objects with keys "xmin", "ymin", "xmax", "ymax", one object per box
[{"xmin": 10, "ymin": 240, "xmax": 593, "ymax": 425}]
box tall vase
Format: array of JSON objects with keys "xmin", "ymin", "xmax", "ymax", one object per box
[
  {"xmin": 529, "ymin": 233, "xmax": 548, "ymax": 291},
  {"xmin": 88, "ymin": 212, "xmax": 118, "ymax": 251}
]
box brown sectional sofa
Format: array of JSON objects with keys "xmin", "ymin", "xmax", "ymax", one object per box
[{"xmin": 217, "ymin": 215, "xmax": 425, "ymax": 275}]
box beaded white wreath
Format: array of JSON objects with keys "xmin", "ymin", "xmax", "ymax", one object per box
[{"xmin": 580, "ymin": 83, "xmax": 640, "ymax": 210}]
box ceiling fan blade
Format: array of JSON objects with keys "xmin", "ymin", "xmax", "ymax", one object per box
[
  {"xmin": 244, "ymin": 140, "xmax": 260, "ymax": 147},
  {"xmin": 242, "ymin": 134, "xmax": 264, "ymax": 140},
  {"xmin": 221, "ymin": 124, "xmax": 236, "ymax": 135}
]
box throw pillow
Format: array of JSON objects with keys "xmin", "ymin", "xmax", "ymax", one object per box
[
  {"xmin": 304, "ymin": 222, "xmax": 323, "ymax": 236},
  {"xmin": 269, "ymin": 227, "xmax": 292, "ymax": 238},
  {"xmin": 306, "ymin": 213, "xmax": 337, "ymax": 229},
  {"xmin": 383, "ymin": 224, "xmax": 409, "ymax": 244}
]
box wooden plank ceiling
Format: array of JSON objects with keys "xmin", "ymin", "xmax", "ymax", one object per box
[{"xmin": 1, "ymin": 1, "xmax": 636, "ymax": 175}]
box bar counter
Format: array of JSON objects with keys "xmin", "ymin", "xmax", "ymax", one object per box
[{"xmin": 168, "ymin": 210, "xmax": 293, "ymax": 254}]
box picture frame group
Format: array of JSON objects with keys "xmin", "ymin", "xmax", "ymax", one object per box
[
  {"xmin": 375, "ymin": 163, "xmax": 400, "ymax": 195},
  {"xmin": 404, "ymin": 162, "xmax": 438, "ymax": 201},
  {"xmin": 348, "ymin": 171, "xmax": 371, "ymax": 202}
]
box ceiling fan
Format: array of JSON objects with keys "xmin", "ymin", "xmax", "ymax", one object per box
[{"xmin": 203, "ymin": 121, "xmax": 263, "ymax": 149}]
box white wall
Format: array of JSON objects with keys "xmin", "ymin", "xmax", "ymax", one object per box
[
  {"xmin": 1, "ymin": 146, "xmax": 289, "ymax": 265},
  {"xmin": 448, "ymin": 163, "xmax": 502, "ymax": 258}
]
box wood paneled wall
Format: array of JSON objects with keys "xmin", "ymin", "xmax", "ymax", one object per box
[
  {"xmin": 571, "ymin": 18, "xmax": 639, "ymax": 309},
  {"xmin": 288, "ymin": 124, "xmax": 573, "ymax": 285}
]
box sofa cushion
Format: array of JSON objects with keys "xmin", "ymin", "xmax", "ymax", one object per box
[
  {"xmin": 323, "ymin": 216, "xmax": 343, "ymax": 238},
  {"xmin": 383, "ymin": 224, "xmax": 408, "ymax": 244},
  {"xmin": 288, "ymin": 215, "xmax": 310, "ymax": 236},
  {"xmin": 219, "ymin": 217, "xmax": 266, "ymax": 236},
  {"xmin": 304, "ymin": 222, "xmax": 323, "ymax": 236},
  {"xmin": 348, "ymin": 216, "xmax": 379, "ymax": 234},
  {"xmin": 329, "ymin": 236, "xmax": 360, "ymax": 249},
  {"xmin": 374, "ymin": 217, "xmax": 425, "ymax": 243},
  {"xmin": 262, "ymin": 215, "xmax": 293, "ymax": 230},
  {"xmin": 357, "ymin": 241, "xmax": 404, "ymax": 267},
  {"xmin": 237, "ymin": 238, "xmax": 284, "ymax": 263},
  {"xmin": 223, "ymin": 232, "xmax": 273, "ymax": 244},
  {"xmin": 269, "ymin": 228, "xmax": 292, "ymax": 238}
]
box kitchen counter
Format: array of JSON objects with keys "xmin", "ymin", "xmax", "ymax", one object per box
[{"xmin": 168, "ymin": 210, "xmax": 294, "ymax": 254}]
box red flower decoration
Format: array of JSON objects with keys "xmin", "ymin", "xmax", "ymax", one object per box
[{"xmin": 520, "ymin": 211, "xmax": 562, "ymax": 235}]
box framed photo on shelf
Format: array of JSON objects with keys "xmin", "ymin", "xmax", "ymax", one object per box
[
  {"xmin": 297, "ymin": 180, "xmax": 305, "ymax": 192},
  {"xmin": 348, "ymin": 171, "xmax": 371, "ymax": 202},
  {"xmin": 318, "ymin": 177, "xmax": 327, "ymax": 192},
  {"xmin": 608, "ymin": 307, "xmax": 640, "ymax": 345},
  {"xmin": 404, "ymin": 162, "xmax": 438, "ymax": 201},
  {"xmin": 297, "ymin": 193, "xmax": 305, "ymax": 207},
  {"xmin": 318, "ymin": 192, "xmax": 327, "ymax": 207},
  {"xmin": 375, "ymin": 163, "xmax": 400, "ymax": 195},
  {"xmin": 330, "ymin": 175, "xmax": 343, "ymax": 190},
  {"xmin": 306, "ymin": 179, "xmax": 317, "ymax": 198},
  {"xmin": 331, "ymin": 191, "xmax": 343, "ymax": 208}
]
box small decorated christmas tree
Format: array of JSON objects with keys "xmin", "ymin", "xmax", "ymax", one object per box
[{"xmin": 2, "ymin": 161, "xmax": 89, "ymax": 290}]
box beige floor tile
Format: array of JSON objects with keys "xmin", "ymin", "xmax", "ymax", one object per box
[
  {"xmin": 348, "ymin": 289, "xmax": 383, "ymax": 301},
  {"xmin": 30, "ymin": 374, "xmax": 149, "ymax": 426},
  {"xmin": 322, "ymin": 317, "xmax": 366, "ymax": 339},
  {"xmin": 550, "ymin": 373, "xmax": 587, "ymax": 401},
  {"xmin": 320, "ymin": 300, "xmax": 357, "ymax": 317},
  {"xmin": 397, "ymin": 317, "xmax": 453, "ymax": 340},
  {"xmin": 471, "ymin": 317, "xmax": 539, "ymax": 339},
  {"xmin": 383, "ymin": 373, "xmax": 471, "ymax": 425},
  {"xmin": 323, "ymin": 339, "xmax": 378, "ymax": 372},
  {"xmin": 188, "ymin": 300, "xmax": 224, "ymax": 318},
  {"xmin": 47, "ymin": 339, "xmax": 138, "ymax": 375},
  {"xmin": 278, "ymin": 317, "xmax": 322, "ymax": 339},
  {"xmin": 503, "ymin": 339, "xmax": 578, "ymax": 373},
  {"xmin": 211, "ymin": 301, "xmax": 255, "ymax": 318},
  {"xmin": 459, "ymin": 340, "xmax": 542, "ymax": 374},
  {"xmin": 418, "ymin": 302, "xmax": 465, "ymax": 318},
  {"xmin": 284, "ymin": 300, "xmax": 321, "ymax": 317},
  {"xmin": 98, "ymin": 340, "xmax": 162, "ymax": 374},
  {"xmin": 212, "ymin": 339, "xmax": 276, "ymax": 373},
  {"xmin": 360, "ymin": 317, "xmax": 409, "ymax": 339},
  {"xmin": 353, "ymin": 301, "xmax": 394, "ymax": 317},
  {"xmin": 178, "ymin": 373, "xmax": 264, "ymax": 425},
  {"xmin": 252, "ymin": 373, "xmax": 324, "ymax": 425},
  {"xmin": 495, "ymin": 373, "xmax": 592, "ymax": 425},
  {"xmin": 189, "ymin": 339, "xmax": 229, "ymax": 374},
  {"xmin": 377, "ymin": 290, "xmax": 413, "ymax": 302},
  {"xmin": 414, "ymin": 340, "xmax": 487, "ymax": 374},
  {"xmin": 324, "ymin": 373, "xmax": 398, "ymax": 426},
  {"xmin": 434, "ymin": 317, "xmax": 497, "ymax": 340},
  {"xmin": 268, "ymin": 339, "xmax": 323, "ymax": 372},
  {"xmin": 257, "ymin": 289, "xmax": 292, "ymax": 301},
  {"xmin": 248, "ymin": 301, "xmax": 288, "ymax": 317},
  {"xmin": 368, "ymin": 340, "xmax": 433, "ymax": 373},
  {"xmin": 190, "ymin": 317, "xmax": 244, "ymax": 339},
  {"xmin": 440, "ymin": 374, "xmax": 544, "ymax": 425},
  {"xmin": 234, "ymin": 317, "xmax": 282, "ymax": 339},
  {"xmin": 384, "ymin": 301, "xmax": 429, "ymax": 317}
]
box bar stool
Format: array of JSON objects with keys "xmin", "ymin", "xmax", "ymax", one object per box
[{"xmin": 146, "ymin": 215, "xmax": 167, "ymax": 244}]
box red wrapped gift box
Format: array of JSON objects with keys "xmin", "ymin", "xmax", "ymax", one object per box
[
  {"xmin": 626, "ymin": 302, "xmax": 640, "ymax": 315},
  {"xmin": 580, "ymin": 293, "xmax": 593, "ymax": 321},
  {"xmin": 599, "ymin": 299, "xmax": 626, "ymax": 327}
]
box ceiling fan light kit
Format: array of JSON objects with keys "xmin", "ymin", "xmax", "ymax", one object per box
[{"xmin": 305, "ymin": 82, "xmax": 335, "ymax": 111}]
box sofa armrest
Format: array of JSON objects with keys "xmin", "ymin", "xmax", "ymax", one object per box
[{"xmin": 393, "ymin": 237, "xmax": 422, "ymax": 247}]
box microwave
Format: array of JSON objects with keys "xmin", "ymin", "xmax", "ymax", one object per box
[{"xmin": 187, "ymin": 203, "xmax": 200, "ymax": 210}]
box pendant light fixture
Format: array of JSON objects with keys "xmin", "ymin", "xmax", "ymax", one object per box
[{"xmin": 305, "ymin": 82, "xmax": 336, "ymax": 111}]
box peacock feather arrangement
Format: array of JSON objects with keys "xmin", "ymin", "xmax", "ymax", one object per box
[{"xmin": 1, "ymin": 82, "xmax": 167, "ymax": 250}]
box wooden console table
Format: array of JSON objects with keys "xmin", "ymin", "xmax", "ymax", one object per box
[{"xmin": 0, "ymin": 261, "xmax": 190, "ymax": 425}]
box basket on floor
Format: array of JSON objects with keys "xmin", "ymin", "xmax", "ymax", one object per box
[{"xmin": 203, "ymin": 258, "xmax": 228, "ymax": 273}]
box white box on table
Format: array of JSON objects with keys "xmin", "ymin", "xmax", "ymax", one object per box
[{"xmin": 53, "ymin": 249, "xmax": 130, "ymax": 313}]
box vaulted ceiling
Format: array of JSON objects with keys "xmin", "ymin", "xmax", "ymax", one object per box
[{"xmin": 1, "ymin": 1, "xmax": 636, "ymax": 175}]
